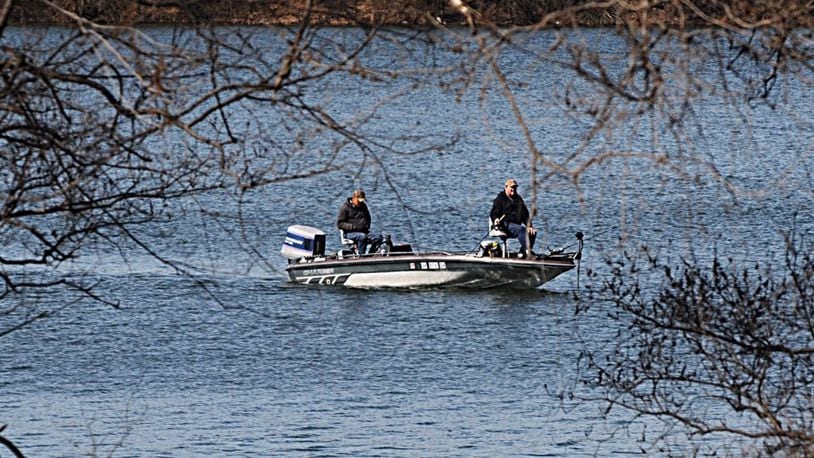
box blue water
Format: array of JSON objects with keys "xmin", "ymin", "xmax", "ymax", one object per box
[{"xmin": 2, "ymin": 26, "xmax": 813, "ymax": 456}]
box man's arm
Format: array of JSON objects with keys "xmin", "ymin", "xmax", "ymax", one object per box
[
  {"xmin": 362, "ymin": 206, "xmax": 372, "ymax": 233},
  {"xmin": 489, "ymin": 195, "xmax": 503, "ymax": 221},
  {"xmin": 337, "ymin": 204, "xmax": 352, "ymax": 231},
  {"xmin": 521, "ymin": 200, "xmax": 531, "ymax": 226}
]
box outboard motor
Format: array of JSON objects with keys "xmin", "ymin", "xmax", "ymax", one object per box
[{"xmin": 281, "ymin": 225, "xmax": 326, "ymax": 259}]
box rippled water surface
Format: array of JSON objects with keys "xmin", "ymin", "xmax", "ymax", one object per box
[{"xmin": 2, "ymin": 26, "xmax": 814, "ymax": 456}]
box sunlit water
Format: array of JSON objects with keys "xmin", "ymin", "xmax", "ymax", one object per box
[{"xmin": 2, "ymin": 26, "xmax": 813, "ymax": 456}]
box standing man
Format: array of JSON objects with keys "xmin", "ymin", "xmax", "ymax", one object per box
[
  {"xmin": 337, "ymin": 189, "xmax": 383, "ymax": 255},
  {"xmin": 489, "ymin": 178, "xmax": 537, "ymax": 258}
]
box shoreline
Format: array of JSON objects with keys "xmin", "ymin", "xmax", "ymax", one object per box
[
  {"xmin": 3, "ymin": 1, "xmax": 684, "ymax": 29},
  {"xmin": 6, "ymin": 2, "xmax": 811, "ymax": 29}
]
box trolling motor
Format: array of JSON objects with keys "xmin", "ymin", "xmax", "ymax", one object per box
[
  {"xmin": 575, "ymin": 231, "xmax": 584, "ymax": 260},
  {"xmin": 574, "ymin": 231, "xmax": 585, "ymax": 291}
]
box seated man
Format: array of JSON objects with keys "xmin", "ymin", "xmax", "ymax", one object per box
[
  {"xmin": 336, "ymin": 189, "xmax": 384, "ymax": 255},
  {"xmin": 489, "ymin": 178, "xmax": 537, "ymax": 257}
]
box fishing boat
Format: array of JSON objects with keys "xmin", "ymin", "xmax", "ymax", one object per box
[{"xmin": 281, "ymin": 225, "xmax": 584, "ymax": 289}]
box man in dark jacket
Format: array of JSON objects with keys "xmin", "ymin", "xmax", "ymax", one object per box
[
  {"xmin": 337, "ymin": 189, "xmax": 383, "ymax": 254},
  {"xmin": 489, "ymin": 178, "xmax": 537, "ymax": 257}
]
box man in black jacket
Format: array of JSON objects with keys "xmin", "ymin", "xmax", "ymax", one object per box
[
  {"xmin": 489, "ymin": 178, "xmax": 537, "ymax": 257},
  {"xmin": 336, "ymin": 189, "xmax": 383, "ymax": 255}
]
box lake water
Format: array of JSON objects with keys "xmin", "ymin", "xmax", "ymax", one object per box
[{"xmin": 2, "ymin": 26, "xmax": 813, "ymax": 456}]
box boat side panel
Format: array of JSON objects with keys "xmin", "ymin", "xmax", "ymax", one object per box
[{"xmin": 286, "ymin": 253, "xmax": 576, "ymax": 289}]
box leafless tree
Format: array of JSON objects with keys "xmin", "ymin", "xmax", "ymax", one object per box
[
  {"xmin": 0, "ymin": 424, "xmax": 25, "ymax": 458},
  {"xmin": 436, "ymin": 0, "xmax": 814, "ymax": 454},
  {"xmin": 3, "ymin": 0, "xmax": 814, "ymax": 453},
  {"xmin": 577, "ymin": 233, "xmax": 814, "ymax": 454},
  {"xmin": 1, "ymin": 0, "xmax": 446, "ymax": 337},
  {"xmin": 441, "ymin": 0, "xmax": 814, "ymax": 212}
]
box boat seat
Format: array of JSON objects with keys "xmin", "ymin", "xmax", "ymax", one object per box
[
  {"xmin": 488, "ymin": 219, "xmax": 510, "ymax": 258},
  {"xmin": 339, "ymin": 230, "xmax": 358, "ymax": 258}
]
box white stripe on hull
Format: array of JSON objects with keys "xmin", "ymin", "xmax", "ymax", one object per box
[{"xmin": 342, "ymin": 269, "xmax": 469, "ymax": 288}]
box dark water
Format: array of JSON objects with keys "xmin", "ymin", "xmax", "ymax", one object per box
[{"xmin": 2, "ymin": 26, "xmax": 813, "ymax": 456}]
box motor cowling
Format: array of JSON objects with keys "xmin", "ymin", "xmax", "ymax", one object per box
[{"xmin": 281, "ymin": 225, "xmax": 326, "ymax": 259}]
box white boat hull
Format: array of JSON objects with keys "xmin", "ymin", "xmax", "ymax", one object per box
[{"xmin": 286, "ymin": 252, "xmax": 578, "ymax": 289}]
